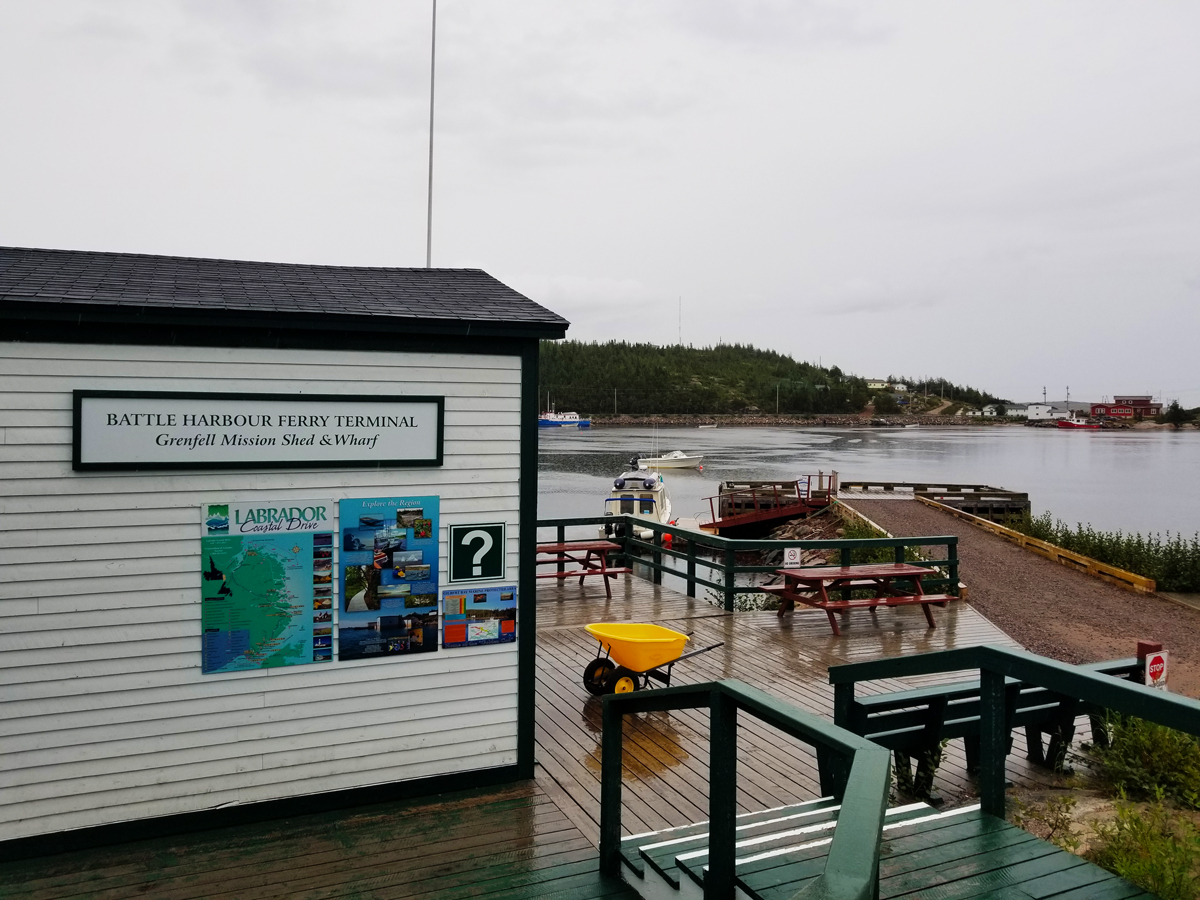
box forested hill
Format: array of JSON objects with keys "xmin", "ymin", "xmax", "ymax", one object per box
[{"xmin": 538, "ymin": 341, "xmax": 1004, "ymax": 416}]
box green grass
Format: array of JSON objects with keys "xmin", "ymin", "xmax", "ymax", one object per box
[
  {"xmin": 1004, "ymin": 511, "xmax": 1200, "ymax": 592},
  {"xmin": 1087, "ymin": 794, "xmax": 1200, "ymax": 900}
]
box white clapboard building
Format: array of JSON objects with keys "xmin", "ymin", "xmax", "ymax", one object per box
[{"xmin": 0, "ymin": 246, "xmax": 568, "ymax": 852}]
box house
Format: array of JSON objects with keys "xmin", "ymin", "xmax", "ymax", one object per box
[
  {"xmin": 1093, "ymin": 395, "xmax": 1162, "ymax": 419},
  {"xmin": 1025, "ymin": 403, "xmax": 1069, "ymax": 421},
  {"xmin": 866, "ymin": 380, "xmax": 889, "ymax": 391},
  {"xmin": 0, "ymin": 245, "xmax": 568, "ymax": 852}
]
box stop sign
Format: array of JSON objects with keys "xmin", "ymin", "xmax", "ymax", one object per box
[{"xmin": 1148, "ymin": 652, "xmax": 1168, "ymax": 689}]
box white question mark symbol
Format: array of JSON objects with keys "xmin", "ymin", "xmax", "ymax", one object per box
[{"xmin": 463, "ymin": 529, "xmax": 493, "ymax": 577}]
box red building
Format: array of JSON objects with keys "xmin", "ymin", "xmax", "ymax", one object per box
[{"xmin": 1091, "ymin": 395, "xmax": 1162, "ymax": 419}]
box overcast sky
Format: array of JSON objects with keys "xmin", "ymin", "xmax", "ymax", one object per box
[{"xmin": 1, "ymin": 2, "xmax": 1197, "ymax": 405}]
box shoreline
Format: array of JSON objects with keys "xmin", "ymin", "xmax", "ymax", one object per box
[{"xmin": 586, "ymin": 413, "xmax": 1001, "ymax": 428}]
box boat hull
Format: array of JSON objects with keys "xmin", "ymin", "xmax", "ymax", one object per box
[{"xmin": 638, "ymin": 456, "xmax": 702, "ymax": 468}]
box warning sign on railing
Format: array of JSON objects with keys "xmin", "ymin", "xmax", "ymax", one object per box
[
  {"xmin": 783, "ymin": 547, "xmax": 803, "ymax": 567},
  {"xmin": 1147, "ymin": 651, "xmax": 1169, "ymax": 690}
]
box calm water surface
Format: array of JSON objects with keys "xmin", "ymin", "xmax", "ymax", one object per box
[{"xmin": 538, "ymin": 426, "xmax": 1199, "ymax": 536}]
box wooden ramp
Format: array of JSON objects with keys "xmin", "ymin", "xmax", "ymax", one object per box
[{"xmin": 619, "ymin": 803, "xmax": 1152, "ymax": 900}]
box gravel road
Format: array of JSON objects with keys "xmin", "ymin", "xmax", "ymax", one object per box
[{"xmin": 844, "ymin": 499, "xmax": 1200, "ymax": 697}]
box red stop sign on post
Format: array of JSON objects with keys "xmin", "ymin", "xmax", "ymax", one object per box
[{"xmin": 1148, "ymin": 652, "xmax": 1168, "ymax": 689}]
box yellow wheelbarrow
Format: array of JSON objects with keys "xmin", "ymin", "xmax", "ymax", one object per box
[{"xmin": 582, "ymin": 622, "xmax": 724, "ymax": 695}]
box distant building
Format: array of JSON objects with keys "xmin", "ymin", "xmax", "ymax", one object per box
[
  {"xmin": 1026, "ymin": 403, "xmax": 1069, "ymax": 421},
  {"xmin": 866, "ymin": 380, "xmax": 888, "ymax": 391},
  {"xmin": 892, "ymin": 383, "xmax": 908, "ymax": 392},
  {"xmin": 981, "ymin": 404, "xmax": 1025, "ymax": 417},
  {"xmin": 1092, "ymin": 395, "xmax": 1162, "ymax": 419}
]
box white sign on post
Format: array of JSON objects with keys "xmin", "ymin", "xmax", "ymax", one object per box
[
  {"xmin": 783, "ymin": 547, "xmax": 803, "ymax": 567},
  {"xmin": 74, "ymin": 391, "xmax": 443, "ymax": 471},
  {"xmin": 1147, "ymin": 651, "xmax": 1169, "ymax": 690}
]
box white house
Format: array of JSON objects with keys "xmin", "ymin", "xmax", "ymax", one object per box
[
  {"xmin": 1025, "ymin": 403, "xmax": 1070, "ymax": 421},
  {"xmin": 0, "ymin": 247, "xmax": 568, "ymax": 852}
]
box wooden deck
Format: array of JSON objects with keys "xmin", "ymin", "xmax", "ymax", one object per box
[
  {"xmin": 535, "ymin": 574, "xmax": 1051, "ymax": 844},
  {"xmin": 0, "ymin": 577, "xmax": 1121, "ymax": 900}
]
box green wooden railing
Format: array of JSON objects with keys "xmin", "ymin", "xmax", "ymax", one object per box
[
  {"xmin": 537, "ymin": 514, "xmax": 960, "ymax": 611},
  {"xmin": 829, "ymin": 645, "xmax": 1200, "ymax": 817},
  {"xmin": 600, "ymin": 679, "xmax": 891, "ymax": 900}
]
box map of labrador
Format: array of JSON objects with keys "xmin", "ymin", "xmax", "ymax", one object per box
[{"xmin": 201, "ymin": 533, "xmax": 315, "ymax": 674}]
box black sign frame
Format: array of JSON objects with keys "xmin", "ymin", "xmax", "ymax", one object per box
[{"xmin": 72, "ymin": 390, "xmax": 445, "ymax": 472}]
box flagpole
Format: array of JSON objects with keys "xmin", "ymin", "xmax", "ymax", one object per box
[{"xmin": 425, "ymin": 0, "xmax": 437, "ymax": 268}]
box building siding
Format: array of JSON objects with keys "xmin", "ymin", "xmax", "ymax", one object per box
[{"xmin": 0, "ymin": 342, "xmax": 523, "ymax": 840}]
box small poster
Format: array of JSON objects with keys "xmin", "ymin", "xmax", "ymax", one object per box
[
  {"xmin": 201, "ymin": 500, "xmax": 335, "ymax": 674},
  {"xmin": 442, "ymin": 585, "xmax": 517, "ymax": 648},
  {"xmin": 338, "ymin": 496, "xmax": 440, "ymax": 661}
]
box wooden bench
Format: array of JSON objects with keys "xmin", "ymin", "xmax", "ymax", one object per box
[
  {"xmin": 827, "ymin": 657, "xmax": 1142, "ymax": 800},
  {"xmin": 535, "ymin": 540, "xmax": 632, "ymax": 600}
]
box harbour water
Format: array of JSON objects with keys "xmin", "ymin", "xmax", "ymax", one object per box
[{"xmin": 539, "ymin": 425, "xmax": 1199, "ymax": 536}]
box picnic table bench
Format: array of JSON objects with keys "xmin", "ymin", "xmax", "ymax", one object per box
[
  {"xmin": 825, "ymin": 656, "xmax": 1143, "ymax": 800},
  {"xmin": 535, "ymin": 539, "xmax": 631, "ymax": 600},
  {"xmin": 762, "ymin": 562, "xmax": 956, "ymax": 635}
]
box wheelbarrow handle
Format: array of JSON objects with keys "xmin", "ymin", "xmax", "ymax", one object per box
[{"xmin": 674, "ymin": 641, "xmax": 724, "ymax": 663}]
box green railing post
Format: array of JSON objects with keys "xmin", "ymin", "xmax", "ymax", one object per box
[
  {"xmin": 724, "ymin": 547, "xmax": 736, "ymax": 612},
  {"xmin": 652, "ymin": 529, "xmax": 663, "ymax": 585},
  {"xmin": 599, "ymin": 696, "xmax": 624, "ymax": 877},
  {"xmin": 948, "ymin": 539, "xmax": 960, "ymax": 596},
  {"xmin": 979, "ymin": 667, "xmax": 1008, "ymax": 817},
  {"xmin": 557, "ymin": 523, "xmax": 566, "ymax": 576},
  {"xmin": 894, "ymin": 543, "xmax": 905, "ymax": 564},
  {"xmin": 708, "ymin": 690, "xmax": 738, "ymax": 899},
  {"xmin": 686, "ymin": 538, "xmax": 697, "ymax": 598}
]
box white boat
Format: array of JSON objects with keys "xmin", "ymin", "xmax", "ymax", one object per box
[
  {"xmin": 538, "ymin": 410, "xmax": 591, "ymax": 428},
  {"xmin": 600, "ymin": 470, "xmax": 673, "ymax": 540},
  {"xmin": 636, "ymin": 450, "xmax": 703, "ymax": 469},
  {"xmin": 697, "ymin": 424, "xmax": 717, "ymax": 429}
]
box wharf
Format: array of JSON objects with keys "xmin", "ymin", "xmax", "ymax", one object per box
[{"xmin": 0, "ymin": 578, "xmax": 1118, "ymax": 900}]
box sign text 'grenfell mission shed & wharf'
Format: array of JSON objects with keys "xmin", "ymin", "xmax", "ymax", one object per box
[{"xmin": 0, "ymin": 246, "xmax": 569, "ymax": 855}]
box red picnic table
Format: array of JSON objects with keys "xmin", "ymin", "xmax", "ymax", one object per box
[
  {"xmin": 765, "ymin": 562, "xmax": 955, "ymax": 636},
  {"xmin": 535, "ymin": 539, "xmax": 631, "ymax": 600}
]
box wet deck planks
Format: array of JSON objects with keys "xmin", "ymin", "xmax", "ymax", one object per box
[
  {"xmin": 0, "ymin": 577, "xmax": 1078, "ymax": 900},
  {"xmin": 535, "ymin": 574, "xmax": 1050, "ymax": 844}
]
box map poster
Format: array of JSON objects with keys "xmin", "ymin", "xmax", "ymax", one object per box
[
  {"xmin": 201, "ymin": 499, "xmax": 335, "ymax": 674},
  {"xmin": 338, "ymin": 496, "xmax": 440, "ymax": 661},
  {"xmin": 442, "ymin": 585, "xmax": 517, "ymax": 649}
]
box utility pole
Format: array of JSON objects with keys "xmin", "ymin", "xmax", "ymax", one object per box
[
  {"xmin": 678, "ymin": 297, "xmax": 682, "ymax": 345},
  {"xmin": 425, "ymin": 0, "xmax": 437, "ymax": 268},
  {"xmin": 613, "ymin": 388, "xmax": 617, "ymax": 415},
  {"xmin": 776, "ymin": 383, "xmax": 780, "ymax": 414}
]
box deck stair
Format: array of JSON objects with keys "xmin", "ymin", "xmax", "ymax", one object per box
[{"xmin": 618, "ymin": 800, "xmax": 1151, "ymax": 900}]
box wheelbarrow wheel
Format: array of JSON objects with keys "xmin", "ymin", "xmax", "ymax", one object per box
[
  {"xmin": 606, "ymin": 666, "xmax": 642, "ymax": 694},
  {"xmin": 582, "ymin": 658, "xmax": 615, "ymax": 696}
]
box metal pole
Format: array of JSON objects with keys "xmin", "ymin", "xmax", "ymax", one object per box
[{"xmin": 425, "ymin": 0, "xmax": 437, "ymax": 268}]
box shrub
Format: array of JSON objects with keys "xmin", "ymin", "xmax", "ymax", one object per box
[
  {"xmin": 1087, "ymin": 794, "xmax": 1200, "ymax": 900},
  {"xmin": 1004, "ymin": 511, "xmax": 1200, "ymax": 592},
  {"xmin": 1093, "ymin": 715, "xmax": 1200, "ymax": 809}
]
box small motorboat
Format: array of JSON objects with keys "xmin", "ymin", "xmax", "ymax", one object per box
[
  {"xmin": 601, "ymin": 470, "xmax": 673, "ymax": 540},
  {"xmin": 1056, "ymin": 420, "xmax": 1102, "ymax": 429},
  {"xmin": 635, "ymin": 450, "xmax": 703, "ymax": 469}
]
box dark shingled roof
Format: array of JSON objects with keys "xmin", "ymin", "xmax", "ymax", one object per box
[{"xmin": 0, "ymin": 246, "xmax": 569, "ymax": 339}]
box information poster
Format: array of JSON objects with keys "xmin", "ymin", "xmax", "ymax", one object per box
[
  {"xmin": 442, "ymin": 585, "xmax": 517, "ymax": 648},
  {"xmin": 201, "ymin": 500, "xmax": 335, "ymax": 673},
  {"xmin": 339, "ymin": 496, "xmax": 440, "ymax": 661}
]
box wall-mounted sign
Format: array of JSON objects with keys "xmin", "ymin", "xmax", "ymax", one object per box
[
  {"xmin": 448, "ymin": 523, "xmax": 506, "ymax": 583},
  {"xmin": 338, "ymin": 496, "xmax": 440, "ymax": 661},
  {"xmin": 73, "ymin": 391, "xmax": 443, "ymax": 471},
  {"xmin": 442, "ymin": 585, "xmax": 516, "ymax": 648},
  {"xmin": 201, "ymin": 498, "xmax": 335, "ymax": 674}
]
